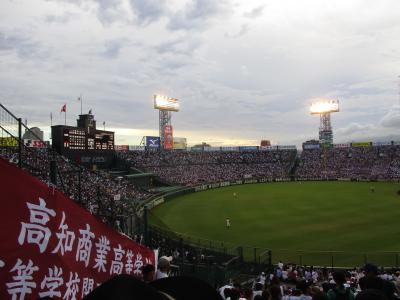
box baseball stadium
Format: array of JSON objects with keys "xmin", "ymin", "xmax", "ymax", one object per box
[
  {"xmin": 2, "ymin": 1, "xmax": 400, "ymax": 298},
  {"xmin": 1, "ymin": 96, "xmax": 400, "ymax": 299}
]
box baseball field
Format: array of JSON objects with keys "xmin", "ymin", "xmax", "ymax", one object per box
[{"xmin": 150, "ymin": 181, "xmax": 400, "ymax": 267}]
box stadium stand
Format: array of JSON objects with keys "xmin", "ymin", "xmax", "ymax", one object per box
[
  {"xmin": 116, "ymin": 149, "xmax": 297, "ymax": 186},
  {"xmin": 296, "ymin": 146, "xmax": 400, "ymax": 180}
]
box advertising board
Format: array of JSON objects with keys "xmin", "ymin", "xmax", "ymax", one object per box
[
  {"xmin": 372, "ymin": 141, "xmax": 392, "ymax": 146},
  {"xmin": 220, "ymin": 146, "xmax": 239, "ymax": 151},
  {"xmin": 303, "ymin": 144, "xmax": 320, "ymax": 150},
  {"xmin": 114, "ymin": 145, "xmax": 129, "ymax": 151},
  {"xmin": 129, "ymin": 145, "xmax": 145, "ymax": 151},
  {"xmin": 204, "ymin": 147, "xmax": 221, "ymax": 152},
  {"xmin": 24, "ymin": 140, "xmax": 47, "ymax": 148},
  {"xmin": 0, "ymin": 137, "xmax": 18, "ymax": 147},
  {"xmin": 163, "ymin": 125, "xmax": 173, "ymax": 150},
  {"xmin": 277, "ymin": 145, "xmax": 296, "ymax": 150},
  {"xmin": 239, "ymin": 146, "xmax": 258, "ymax": 151},
  {"xmin": 351, "ymin": 142, "xmax": 372, "ymax": 147},
  {"xmin": 145, "ymin": 136, "xmax": 160, "ymax": 149},
  {"xmin": 333, "ymin": 143, "xmax": 350, "ymax": 148},
  {"xmin": 173, "ymin": 137, "xmax": 187, "ymax": 150},
  {"xmin": 260, "ymin": 146, "xmax": 278, "ymax": 151}
]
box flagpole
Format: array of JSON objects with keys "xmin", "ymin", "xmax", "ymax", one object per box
[
  {"xmin": 50, "ymin": 112, "xmax": 53, "ymax": 140},
  {"xmin": 64, "ymin": 110, "xmax": 66, "ymax": 126}
]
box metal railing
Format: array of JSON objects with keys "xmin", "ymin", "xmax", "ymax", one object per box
[{"xmin": 0, "ymin": 103, "xmax": 81, "ymax": 199}]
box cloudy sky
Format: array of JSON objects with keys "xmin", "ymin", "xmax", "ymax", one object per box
[{"xmin": 1, "ymin": 0, "xmax": 400, "ymax": 146}]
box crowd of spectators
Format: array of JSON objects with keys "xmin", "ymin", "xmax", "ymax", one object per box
[
  {"xmin": 0, "ymin": 146, "xmax": 151, "ymax": 227},
  {"xmin": 117, "ymin": 150, "xmax": 297, "ymax": 186},
  {"xmin": 218, "ymin": 262, "xmax": 400, "ymax": 300},
  {"xmin": 296, "ymin": 145, "xmax": 400, "ymax": 180}
]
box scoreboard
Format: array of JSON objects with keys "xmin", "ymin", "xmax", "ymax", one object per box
[
  {"xmin": 63, "ymin": 128, "xmax": 86, "ymax": 150},
  {"xmin": 95, "ymin": 132, "xmax": 114, "ymax": 150},
  {"xmin": 61, "ymin": 128, "xmax": 114, "ymax": 150}
]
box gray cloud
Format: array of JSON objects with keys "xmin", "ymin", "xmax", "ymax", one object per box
[
  {"xmin": 129, "ymin": 0, "xmax": 167, "ymax": 26},
  {"xmin": 95, "ymin": 0, "xmax": 126, "ymax": 25},
  {"xmin": 102, "ymin": 39, "xmax": 125, "ymax": 58},
  {"xmin": 380, "ymin": 104, "xmax": 400, "ymax": 128},
  {"xmin": 243, "ymin": 5, "xmax": 265, "ymax": 19},
  {"xmin": 45, "ymin": 12, "xmax": 77, "ymax": 24},
  {"xmin": 224, "ymin": 24, "xmax": 249, "ymax": 38},
  {"xmin": 2, "ymin": 0, "xmax": 400, "ymax": 147},
  {"xmin": 0, "ymin": 31, "xmax": 47, "ymax": 59},
  {"xmin": 336, "ymin": 123, "xmax": 375, "ymax": 136},
  {"xmin": 154, "ymin": 36, "xmax": 201, "ymax": 56},
  {"xmin": 167, "ymin": 0, "xmax": 229, "ymax": 31}
]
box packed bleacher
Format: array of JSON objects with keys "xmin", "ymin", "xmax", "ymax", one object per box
[
  {"xmin": 230, "ymin": 261, "xmax": 400, "ymax": 300},
  {"xmin": 117, "ymin": 150, "xmax": 297, "ymax": 186},
  {"xmin": 296, "ymin": 145, "xmax": 400, "ymax": 181},
  {"xmin": 0, "ymin": 146, "xmax": 151, "ymax": 227}
]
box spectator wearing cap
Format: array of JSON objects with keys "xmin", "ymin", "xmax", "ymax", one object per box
[
  {"xmin": 355, "ymin": 289, "xmax": 389, "ymax": 300},
  {"xmin": 295, "ymin": 280, "xmax": 312, "ymax": 300},
  {"xmin": 327, "ymin": 271, "xmax": 355, "ymax": 300},
  {"xmin": 312, "ymin": 291, "xmax": 329, "ymax": 300},
  {"xmin": 141, "ymin": 264, "xmax": 155, "ymax": 283},
  {"xmin": 269, "ymin": 285, "xmax": 283, "ymax": 300},
  {"xmin": 156, "ymin": 256, "xmax": 172, "ymax": 280},
  {"xmin": 359, "ymin": 263, "xmax": 396, "ymax": 300}
]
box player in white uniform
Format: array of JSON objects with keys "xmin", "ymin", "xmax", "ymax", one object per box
[{"xmin": 226, "ymin": 218, "xmax": 231, "ymax": 229}]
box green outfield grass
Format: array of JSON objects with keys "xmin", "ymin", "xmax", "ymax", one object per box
[{"xmin": 150, "ymin": 182, "xmax": 400, "ymax": 266}]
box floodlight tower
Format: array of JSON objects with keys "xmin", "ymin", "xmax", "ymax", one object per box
[
  {"xmin": 153, "ymin": 94, "xmax": 179, "ymax": 150},
  {"xmin": 310, "ymin": 99, "xmax": 340, "ymax": 145}
]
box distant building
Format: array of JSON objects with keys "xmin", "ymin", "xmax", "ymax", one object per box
[{"xmin": 23, "ymin": 127, "xmax": 44, "ymax": 141}]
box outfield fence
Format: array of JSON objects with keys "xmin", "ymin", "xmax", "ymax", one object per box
[
  {"xmin": 269, "ymin": 249, "xmax": 400, "ymax": 268},
  {"xmin": 148, "ymin": 220, "xmax": 400, "ymax": 268}
]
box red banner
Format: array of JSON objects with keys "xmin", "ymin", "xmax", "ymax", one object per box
[
  {"xmin": 0, "ymin": 158, "xmax": 155, "ymax": 300},
  {"xmin": 164, "ymin": 125, "xmax": 173, "ymax": 150}
]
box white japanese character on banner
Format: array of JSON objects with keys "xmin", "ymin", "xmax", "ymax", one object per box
[
  {"xmin": 93, "ymin": 236, "xmax": 110, "ymax": 273},
  {"xmin": 76, "ymin": 224, "xmax": 95, "ymax": 267},
  {"xmin": 133, "ymin": 253, "xmax": 143, "ymax": 276},
  {"xmin": 63, "ymin": 272, "xmax": 80, "ymax": 300},
  {"xmin": 18, "ymin": 198, "xmax": 56, "ymax": 253},
  {"xmin": 6, "ymin": 258, "xmax": 39, "ymax": 300},
  {"xmin": 110, "ymin": 244, "xmax": 125, "ymax": 275},
  {"xmin": 0, "ymin": 259, "xmax": 4, "ymax": 268},
  {"xmin": 52, "ymin": 212, "xmax": 75, "ymax": 255},
  {"xmin": 82, "ymin": 277, "xmax": 94, "ymax": 298},
  {"xmin": 125, "ymin": 250, "xmax": 134, "ymax": 275},
  {"xmin": 39, "ymin": 266, "xmax": 64, "ymax": 298}
]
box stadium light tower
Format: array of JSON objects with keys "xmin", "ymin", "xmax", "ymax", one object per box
[
  {"xmin": 154, "ymin": 94, "xmax": 179, "ymax": 150},
  {"xmin": 310, "ymin": 99, "xmax": 339, "ymax": 145}
]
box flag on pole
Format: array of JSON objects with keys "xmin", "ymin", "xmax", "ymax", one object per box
[
  {"xmin": 103, "ymin": 121, "xmax": 105, "ymax": 126},
  {"xmin": 60, "ymin": 104, "xmax": 66, "ymax": 113},
  {"xmin": 77, "ymin": 96, "xmax": 81, "ymax": 101},
  {"xmin": 88, "ymin": 109, "xmax": 92, "ymax": 114}
]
